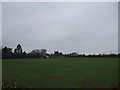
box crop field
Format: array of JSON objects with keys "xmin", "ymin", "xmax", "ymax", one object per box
[{"xmin": 2, "ymin": 58, "xmax": 118, "ymax": 88}]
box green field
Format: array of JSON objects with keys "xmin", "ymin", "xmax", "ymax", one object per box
[{"xmin": 2, "ymin": 58, "xmax": 118, "ymax": 88}]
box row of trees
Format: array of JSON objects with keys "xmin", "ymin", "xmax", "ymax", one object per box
[
  {"xmin": 2, "ymin": 44, "xmax": 48, "ymax": 59},
  {"xmin": 1, "ymin": 44, "xmax": 119, "ymax": 59}
]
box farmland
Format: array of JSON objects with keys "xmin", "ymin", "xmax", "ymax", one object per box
[{"xmin": 2, "ymin": 58, "xmax": 118, "ymax": 88}]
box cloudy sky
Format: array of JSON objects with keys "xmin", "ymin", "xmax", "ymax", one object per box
[
  {"xmin": 2, "ymin": 2, "xmax": 118, "ymax": 54},
  {"xmin": 0, "ymin": 3, "xmax": 2, "ymax": 49}
]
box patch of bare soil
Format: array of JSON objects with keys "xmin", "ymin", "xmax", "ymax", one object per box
[
  {"xmin": 58, "ymin": 76, "xmax": 65, "ymax": 81},
  {"xmin": 43, "ymin": 75, "xmax": 54, "ymax": 80}
]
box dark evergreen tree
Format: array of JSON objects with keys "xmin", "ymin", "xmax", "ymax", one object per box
[{"xmin": 2, "ymin": 46, "xmax": 13, "ymax": 59}]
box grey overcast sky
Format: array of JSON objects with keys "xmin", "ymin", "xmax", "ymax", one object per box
[
  {"xmin": 0, "ymin": 3, "xmax": 1, "ymax": 49},
  {"xmin": 2, "ymin": 2, "xmax": 118, "ymax": 54}
]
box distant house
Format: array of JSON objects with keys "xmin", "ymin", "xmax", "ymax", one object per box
[{"xmin": 70, "ymin": 52, "xmax": 79, "ymax": 56}]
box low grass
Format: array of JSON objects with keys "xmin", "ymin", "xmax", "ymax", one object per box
[{"xmin": 2, "ymin": 57, "xmax": 118, "ymax": 88}]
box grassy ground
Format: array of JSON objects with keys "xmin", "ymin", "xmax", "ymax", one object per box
[{"xmin": 2, "ymin": 58, "xmax": 118, "ymax": 88}]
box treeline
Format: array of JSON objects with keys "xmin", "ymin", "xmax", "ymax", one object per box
[
  {"xmin": 2, "ymin": 44, "xmax": 48, "ymax": 59},
  {"xmin": 1, "ymin": 44, "xmax": 118, "ymax": 59}
]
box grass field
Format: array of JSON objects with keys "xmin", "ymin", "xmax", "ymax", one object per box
[{"xmin": 2, "ymin": 58, "xmax": 118, "ymax": 88}]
